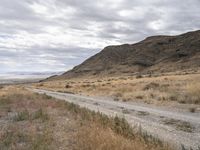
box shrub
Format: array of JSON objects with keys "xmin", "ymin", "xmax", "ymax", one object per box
[
  {"xmin": 38, "ymin": 83, "xmax": 44, "ymax": 87},
  {"xmin": 143, "ymin": 82, "xmax": 159, "ymax": 90},
  {"xmin": 32, "ymin": 108, "xmax": 49, "ymax": 121},
  {"xmin": 65, "ymin": 84, "xmax": 72, "ymax": 88},
  {"xmin": 14, "ymin": 109, "xmax": 49, "ymax": 122},
  {"xmin": 14, "ymin": 110, "xmax": 30, "ymax": 121},
  {"xmin": 136, "ymin": 74, "xmax": 143, "ymax": 79},
  {"xmin": 189, "ymin": 107, "xmax": 196, "ymax": 113},
  {"xmin": 42, "ymin": 94, "xmax": 52, "ymax": 99}
]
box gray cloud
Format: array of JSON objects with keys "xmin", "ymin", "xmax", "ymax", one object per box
[{"xmin": 0, "ymin": 0, "xmax": 199, "ymax": 72}]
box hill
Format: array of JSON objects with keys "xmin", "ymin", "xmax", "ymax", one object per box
[{"xmin": 52, "ymin": 30, "xmax": 200, "ymax": 79}]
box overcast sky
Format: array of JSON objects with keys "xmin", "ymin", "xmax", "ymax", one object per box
[{"xmin": 0, "ymin": 0, "xmax": 199, "ymax": 73}]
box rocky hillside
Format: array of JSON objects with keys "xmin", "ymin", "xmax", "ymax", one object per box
[{"xmin": 53, "ymin": 30, "xmax": 200, "ymax": 79}]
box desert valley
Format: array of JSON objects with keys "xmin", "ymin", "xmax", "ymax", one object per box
[
  {"xmin": 0, "ymin": 1, "xmax": 200, "ymax": 150},
  {"xmin": 0, "ymin": 30, "xmax": 200, "ymax": 150}
]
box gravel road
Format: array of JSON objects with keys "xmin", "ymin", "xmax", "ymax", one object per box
[{"xmin": 30, "ymin": 88, "xmax": 200, "ymax": 150}]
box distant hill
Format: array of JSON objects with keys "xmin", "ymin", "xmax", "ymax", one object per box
[{"xmin": 50, "ymin": 30, "xmax": 200, "ymax": 80}]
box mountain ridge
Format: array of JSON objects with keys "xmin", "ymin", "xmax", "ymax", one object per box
[{"xmin": 50, "ymin": 30, "xmax": 200, "ymax": 80}]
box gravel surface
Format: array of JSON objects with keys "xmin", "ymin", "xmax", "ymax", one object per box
[{"xmin": 30, "ymin": 88, "xmax": 200, "ymax": 150}]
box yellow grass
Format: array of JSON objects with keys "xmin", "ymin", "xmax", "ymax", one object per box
[
  {"xmin": 34, "ymin": 73, "xmax": 200, "ymax": 105},
  {"xmin": 75, "ymin": 123, "xmax": 168, "ymax": 150},
  {"xmin": 0, "ymin": 86, "xmax": 171, "ymax": 150},
  {"xmin": 186, "ymin": 82, "xmax": 200, "ymax": 104}
]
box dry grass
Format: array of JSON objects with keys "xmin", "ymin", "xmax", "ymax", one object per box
[
  {"xmin": 64, "ymin": 102, "xmax": 170, "ymax": 150},
  {"xmin": 0, "ymin": 86, "xmax": 172, "ymax": 150},
  {"xmin": 34, "ymin": 73, "xmax": 200, "ymax": 105},
  {"xmin": 186, "ymin": 82, "xmax": 200, "ymax": 104},
  {"xmin": 0, "ymin": 86, "xmax": 76, "ymax": 150},
  {"xmin": 76, "ymin": 123, "xmax": 155, "ymax": 150}
]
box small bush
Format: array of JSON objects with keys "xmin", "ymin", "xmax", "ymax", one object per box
[
  {"xmin": 65, "ymin": 84, "xmax": 72, "ymax": 88},
  {"xmin": 169, "ymin": 93, "xmax": 178, "ymax": 101},
  {"xmin": 114, "ymin": 97, "xmax": 120, "ymax": 101},
  {"xmin": 14, "ymin": 109, "xmax": 49, "ymax": 122},
  {"xmin": 14, "ymin": 110, "xmax": 30, "ymax": 121},
  {"xmin": 122, "ymin": 98, "xmax": 131, "ymax": 102},
  {"xmin": 81, "ymin": 84, "xmax": 91, "ymax": 88},
  {"xmin": 113, "ymin": 92, "xmax": 123, "ymax": 98},
  {"xmin": 189, "ymin": 107, "xmax": 196, "ymax": 113},
  {"xmin": 42, "ymin": 94, "xmax": 52, "ymax": 99},
  {"xmin": 143, "ymin": 82, "xmax": 160, "ymax": 90},
  {"xmin": 136, "ymin": 74, "xmax": 143, "ymax": 79},
  {"xmin": 38, "ymin": 83, "xmax": 44, "ymax": 87},
  {"xmin": 135, "ymin": 95, "xmax": 144, "ymax": 99},
  {"xmin": 32, "ymin": 108, "xmax": 49, "ymax": 121}
]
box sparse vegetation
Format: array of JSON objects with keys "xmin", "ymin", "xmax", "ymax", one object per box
[
  {"xmin": 136, "ymin": 74, "xmax": 143, "ymax": 79},
  {"xmin": 163, "ymin": 118, "xmax": 194, "ymax": 133},
  {"xmin": 122, "ymin": 109, "xmax": 131, "ymax": 114},
  {"xmin": 65, "ymin": 84, "xmax": 72, "ymax": 88},
  {"xmin": 186, "ymin": 82, "xmax": 200, "ymax": 104},
  {"xmin": 189, "ymin": 107, "xmax": 196, "ymax": 113},
  {"xmin": 0, "ymin": 85, "xmax": 4, "ymax": 89},
  {"xmin": 35, "ymin": 73, "xmax": 200, "ymax": 105},
  {"xmin": 137, "ymin": 111, "xmax": 150, "ymax": 116},
  {"xmin": 14, "ymin": 109, "xmax": 30, "ymax": 121},
  {"xmin": 32, "ymin": 108, "xmax": 49, "ymax": 121},
  {"xmin": 0, "ymin": 86, "xmax": 171, "ymax": 150},
  {"xmin": 143, "ymin": 82, "xmax": 160, "ymax": 90},
  {"xmin": 65, "ymin": 102, "xmax": 169, "ymax": 150}
]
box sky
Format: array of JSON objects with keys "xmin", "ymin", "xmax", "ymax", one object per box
[{"xmin": 0, "ymin": 0, "xmax": 200, "ymax": 73}]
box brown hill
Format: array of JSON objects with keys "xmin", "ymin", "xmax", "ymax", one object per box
[{"xmin": 52, "ymin": 30, "xmax": 200, "ymax": 79}]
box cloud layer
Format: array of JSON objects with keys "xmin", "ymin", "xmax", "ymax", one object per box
[{"xmin": 0, "ymin": 0, "xmax": 200, "ymax": 72}]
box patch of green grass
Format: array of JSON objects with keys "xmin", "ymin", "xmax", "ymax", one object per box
[
  {"xmin": 32, "ymin": 108, "xmax": 49, "ymax": 122},
  {"xmin": 14, "ymin": 110, "xmax": 30, "ymax": 121},
  {"xmin": 14, "ymin": 109, "xmax": 49, "ymax": 122}
]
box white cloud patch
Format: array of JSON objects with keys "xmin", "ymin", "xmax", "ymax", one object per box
[{"xmin": 0, "ymin": 0, "xmax": 199, "ymax": 72}]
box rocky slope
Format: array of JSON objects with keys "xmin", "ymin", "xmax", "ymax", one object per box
[{"xmin": 53, "ymin": 30, "xmax": 200, "ymax": 79}]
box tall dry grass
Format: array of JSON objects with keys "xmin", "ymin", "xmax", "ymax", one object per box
[
  {"xmin": 0, "ymin": 86, "xmax": 171, "ymax": 150},
  {"xmin": 186, "ymin": 82, "xmax": 200, "ymax": 104},
  {"xmin": 37, "ymin": 73, "xmax": 200, "ymax": 105},
  {"xmin": 75, "ymin": 123, "xmax": 167, "ymax": 150}
]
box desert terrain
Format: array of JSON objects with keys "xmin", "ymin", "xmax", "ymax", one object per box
[
  {"xmin": 1, "ymin": 30, "xmax": 200, "ymax": 150},
  {"xmin": 0, "ymin": 86, "xmax": 171, "ymax": 150},
  {"xmin": 35, "ymin": 72, "xmax": 200, "ymax": 107},
  {"xmin": 30, "ymin": 71, "xmax": 200, "ymax": 149}
]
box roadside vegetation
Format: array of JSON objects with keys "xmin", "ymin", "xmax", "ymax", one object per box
[
  {"xmin": 0, "ymin": 86, "xmax": 171, "ymax": 150},
  {"xmin": 35, "ymin": 73, "xmax": 200, "ymax": 107}
]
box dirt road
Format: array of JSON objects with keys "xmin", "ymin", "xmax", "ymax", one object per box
[{"xmin": 30, "ymin": 88, "xmax": 200, "ymax": 150}]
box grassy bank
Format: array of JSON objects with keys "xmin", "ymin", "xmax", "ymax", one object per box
[
  {"xmin": 0, "ymin": 86, "xmax": 171, "ymax": 150},
  {"xmin": 35, "ymin": 73, "xmax": 200, "ymax": 106}
]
